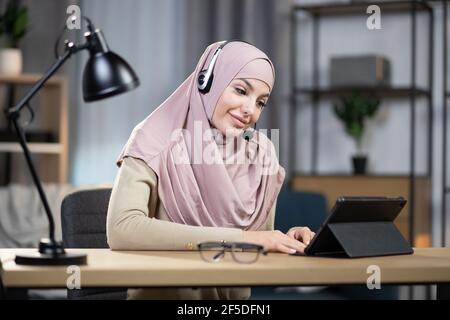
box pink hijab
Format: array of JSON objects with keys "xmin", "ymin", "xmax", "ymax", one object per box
[{"xmin": 117, "ymin": 41, "xmax": 285, "ymax": 230}]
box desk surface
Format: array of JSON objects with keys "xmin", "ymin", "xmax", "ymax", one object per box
[{"xmin": 1, "ymin": 248, "xmax": 450, "ymax": 288}]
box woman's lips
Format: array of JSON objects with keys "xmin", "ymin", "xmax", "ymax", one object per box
[{"xmin": 228, "ymin": 113, "xmax": 247, "ymax": 129}]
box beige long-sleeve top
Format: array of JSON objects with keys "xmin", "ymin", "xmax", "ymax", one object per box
[{"xmin": 106, "ymin": 157, "xmax": 276, "ymax": 300}]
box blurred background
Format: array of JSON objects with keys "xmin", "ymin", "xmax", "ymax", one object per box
[{"xmin": 0, "ymin": 0, "xmax": 448, "ymax": 299}]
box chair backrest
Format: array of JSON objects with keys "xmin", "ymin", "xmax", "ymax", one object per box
[
  {"xmin": 274, "ymin": 188, "xmax": 328, "ymax": 233},
  {"xmin": 61, "ymin": 188, "xmax": 127, "ymax": 300}
]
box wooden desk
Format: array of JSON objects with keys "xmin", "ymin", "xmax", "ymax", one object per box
[{"xmin": 1, "ymin": 248, "xmax": 450, "ymax": 293}]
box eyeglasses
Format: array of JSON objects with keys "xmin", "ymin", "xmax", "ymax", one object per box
[{"xmin": 197, "ymin": 241, "xmax": 268, "ymax": 264}]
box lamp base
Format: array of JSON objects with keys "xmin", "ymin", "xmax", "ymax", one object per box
[
  {"xmin": 15, "ymin": 252, "xmax": 87, "ymax": 266},
  {"xmin": 15, "ymin": 238, "xmax": 87, "ymax": 266}
]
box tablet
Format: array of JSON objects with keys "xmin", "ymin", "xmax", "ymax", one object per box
[{"xmin": 297, "ymin": 196, "xmax": 412, "ymax": 258}]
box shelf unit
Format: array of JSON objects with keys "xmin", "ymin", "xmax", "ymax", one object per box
[
  {"xmin": 0, "ymin": 73, "xmax": 69, "ymax": 184},
  {"xmin": 289, "ymin": 1, "xmax": 434, "ymax": 247},
  {"xmin": 294, "ymin": 87, "xmax": 431, "ymax": 98},
  {"xmin": 0, "ymin": 142, "xmax": 63, "ymax": 154},
  {"xmin": 443, "ymin": 0, "xmax": 449, "ymax": 247},
  {"xmin": 292, "ymin": 1, "xmax": 431, "ymax": 16}
]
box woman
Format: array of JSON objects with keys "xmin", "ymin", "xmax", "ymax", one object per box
[{"xmin": 107, "ymin": 40, "xmax": 315, "ymax": 299}]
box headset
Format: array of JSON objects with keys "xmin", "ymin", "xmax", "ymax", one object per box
[
  {"xmin": 198, "ymin": 40, "xmax": 256, "ymax": 141},
  {"xmin": 197, "ymin": 40, "xmax": 252, "ymax": 94}
]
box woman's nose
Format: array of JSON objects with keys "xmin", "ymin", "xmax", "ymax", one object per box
[{"xmin": 241, "ymin": 99, "xmax": 256, "ymax": 115}]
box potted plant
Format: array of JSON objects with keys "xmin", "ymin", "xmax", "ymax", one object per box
[
  {"xmin": 0, "ymin": 0, "xmax": 29, "ymax": 75},
  {"xmin": 333, "ymin": 91, "xmax": 380, "ymax": 175}
]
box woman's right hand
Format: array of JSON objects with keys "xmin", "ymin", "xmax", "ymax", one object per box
[{"xmin": 242, "ymin": 230, "xmax": 306, "ymax": 254}]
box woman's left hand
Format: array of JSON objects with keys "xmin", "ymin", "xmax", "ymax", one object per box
[{"xmin": 286, "ymin": 227, "xmax": 316, "ymax": 246}]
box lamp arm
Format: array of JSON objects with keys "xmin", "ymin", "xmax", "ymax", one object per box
[
  {"xmin": 5, "ymin": 42, "xmax": 87, "ymax": 247},
  {"xmin": 9, "ymin": 117, "xmax": 58, "ymax": 242},
  {"xmin": 8, "ymin": 44, "xmax": 83, "ymax": 115}
]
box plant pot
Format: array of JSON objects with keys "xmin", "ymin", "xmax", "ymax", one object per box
[
  {"xmin": 0, "ymin": 48, "xmax": 23, "ymax": 75},
  {"xmin": 352, "ymin": 155, "xmax": 367, "ymax": 175}
]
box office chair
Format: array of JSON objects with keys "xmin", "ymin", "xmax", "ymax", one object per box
[
  {"xmin": 274, "ymin": 188, "xmax": 327, "ymax": 234},
  {"xmin": 61, "ymin": 188, "xmax": 127, "ymax": 300}
]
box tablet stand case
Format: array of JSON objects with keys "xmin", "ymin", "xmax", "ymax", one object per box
[
  {"xmin": 309, "ymin": 221, "xmax": 414, "ymax": 258},
  {"xmin": 304, "ymin": 197, "xmax": 415, "ymax": 258}
]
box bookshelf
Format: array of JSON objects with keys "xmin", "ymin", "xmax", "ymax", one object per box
[
  {"xmin": 0, "ymin": 73, "xmax": 68, "ymax": 184},
  {"xmin": 289, "ymin": 1, "xmax": 434, "ymax": 247}
]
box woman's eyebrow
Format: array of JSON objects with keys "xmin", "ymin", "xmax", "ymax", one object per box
[{"xmin": 238, "ymin": 79, "xmax": 270, "ymax": 98}]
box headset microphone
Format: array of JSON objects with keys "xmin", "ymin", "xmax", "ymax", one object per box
[
  {"xmin": 242, "ymin": 123, "xmax": 257, "ymax": 141},
  {"xmin": 243, "ymin": 130, "xmax": 253, "ymax": 141}
]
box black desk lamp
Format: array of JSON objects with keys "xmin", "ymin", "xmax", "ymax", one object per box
[{"xmin": 6, "ymin": 17, "xmax": 139, "ymax": 265}]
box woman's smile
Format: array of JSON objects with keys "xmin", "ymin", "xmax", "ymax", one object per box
[{"xmin": 228, "ymin": 112, "xmax": 248, "ymax": 129}]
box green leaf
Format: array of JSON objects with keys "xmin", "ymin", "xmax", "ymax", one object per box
[
  {"xmin": 0, "ymin": 0, "xmax": 29, "ymax": 47},
  {"xmin": 13, "ymin": 10, "xmax": 28, "ymax": 39},
  {"xmin": 333, "ymin": 91, "xmax": 381, "ymax": 146}
]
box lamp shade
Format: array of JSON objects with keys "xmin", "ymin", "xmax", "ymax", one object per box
[
  {"xmin": 81, "ymin": 28, "xmax": 139, "ymax": 102},
  {"xmin": 82, "ymin": 51, "xmax": 140, "ymax": 102}
]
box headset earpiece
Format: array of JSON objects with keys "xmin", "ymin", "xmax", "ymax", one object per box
[
  {"xmin": 197, "ymin": 40, "xmax": 253, "ymax": 94},
  {"xmin": 198, "ymin": 71, "xmax": 213, "ymax": 94}
]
